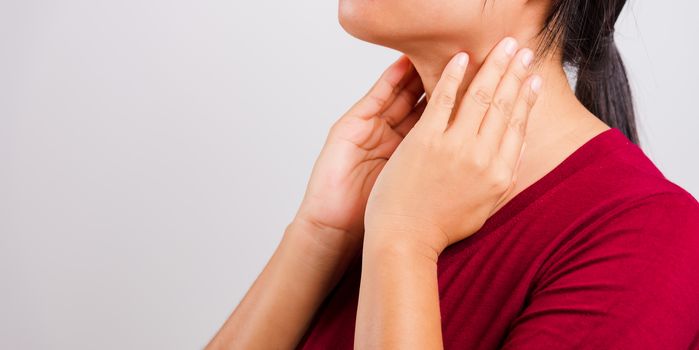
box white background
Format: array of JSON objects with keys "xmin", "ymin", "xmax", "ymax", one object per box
[{"xmin": 1, "ymin": 1, "xmax": 697, "ymax": 349}]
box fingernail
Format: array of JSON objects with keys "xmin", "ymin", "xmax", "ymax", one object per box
[
  {"xmin": 503, "ymin": 37, "xmax": 517, "ymax": 56},
  {"xmin": 457, "ymin": 52, "xmax": 468, "ymax": 67},
  {"xmin": 521, "ymin": 49, "xmax": 533, "ymax": 68},
  {"xmin": 530, "ymin": 76, "xmax": 542, "ymax": 93}
]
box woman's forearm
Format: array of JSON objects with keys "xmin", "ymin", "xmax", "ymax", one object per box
[
  {"xmin": 207, "ymin": 218, "xmax": 362, "ymax": 349},
  {"xmin": 206, "ymin": 53, "xmax": 429, "ymax": 349},
  {"xmin": 353, "ymin": 42, "xmax": 539, "ymax": 349},
  {"xmin": 355, "ymin": 230, "xmax": 444, "ymax": 349}
]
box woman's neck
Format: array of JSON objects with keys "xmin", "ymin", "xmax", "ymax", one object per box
[
  {"xmin": 403, "ymin": 41, "xmax": 600, "ymax": 153},
  {"xmin": 402, "ymin": 41, "xmax": 610, "ymax": 214}
]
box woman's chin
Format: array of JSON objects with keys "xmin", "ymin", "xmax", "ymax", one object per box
[
  {"xmin": 338, "ymin": 2, "xmax": 393, "ymax": 45},
  {"xmin": 339, "ymin": 18, "xmax": 405, "ymax": 51},
  {"xmin": 338, "ymin": 14, "xmax": 373, "ymax": 41}
]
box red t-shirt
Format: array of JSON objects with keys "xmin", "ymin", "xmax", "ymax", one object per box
[{"xmin": 296, "ymin": 127, "xmax": 699, "ymax": 349}]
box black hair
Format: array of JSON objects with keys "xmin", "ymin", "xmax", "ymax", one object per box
[{"xmin": 536, "ymin": 0, "xmax": 640, "ymax": 145}]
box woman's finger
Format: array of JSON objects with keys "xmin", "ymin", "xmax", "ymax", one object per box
[
  {"xmin": 418, "ymin": 52, "xmax": 469, "ymax": 133},
  {"xmin": 447, "ymin": 37, "xmax": 518, "ymax": 138},
  {"xmin": 348, "ymin": 55, "xmax": 414, "ymax": 120},
  {"xmin": 498, "ymin": 75, "xmax": 542, "ymax": 169},
  {"xmin": 478, "ymin": 47, "xmax": 534, "ymax": 149},
  {"xmin": 380, "ymin": 71, "xmax": 425, "ymax": 127}
]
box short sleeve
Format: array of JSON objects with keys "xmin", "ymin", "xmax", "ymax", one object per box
[{"xmin": 500, "ymin": 191, "xmax": 699, "ymax": 349}]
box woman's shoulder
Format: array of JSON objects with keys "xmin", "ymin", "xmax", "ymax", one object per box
[
  {"xmin": 581, "ymin": 127, "xmax": 698, "ymax": 211},
  {"xmin": 565, "ymin": 127, "xmax": 699, "ymax": 249},
  {"xmin": 515, "ymin": 175, "xmax": 699, "ymax": 350},
  {"xmin": 540, "ymin": 126, "xmax": 699, "ymax": 248},
  {"xmin": 501, "ymin": 129, "xmax": 699, "ymax": 349}
]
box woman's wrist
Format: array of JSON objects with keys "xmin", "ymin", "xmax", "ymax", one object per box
[
  {"xmin": 285, "ymin": 216, "xmax": 362, "ymax": 271},
  {"xmin": 363, "ymin": 226, "xmax": 445, "ymax": 266},
  {"xmin": 363, "ymin": 216, "xmax": 451, "ymax": 263}
]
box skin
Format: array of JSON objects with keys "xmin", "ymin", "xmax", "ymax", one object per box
[
  {"xmin": 208, "ymin": 0, "xmax": 613, "ymax": 348},
  {"xmin": 207, "ymin": 53, "xmax": 427, "ymax": 350},
  {"xmin": 358, "ymin": 42, "xmax": 540, "ymax": 348}
]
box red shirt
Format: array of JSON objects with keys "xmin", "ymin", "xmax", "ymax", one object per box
[{"xmin": 297, "ymin": 127, "xmax": 699, "ymax": 349}]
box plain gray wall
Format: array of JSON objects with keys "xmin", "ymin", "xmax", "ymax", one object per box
[{"xmin": 1, "ymin": 1, "xmax": 697, "ymax": 349}]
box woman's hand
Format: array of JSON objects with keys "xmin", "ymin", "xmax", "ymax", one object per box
[
  {"xmin": 364, "ymin": 37, "xmax": 541, "ymax": 259},
  {"xmin": 207, "ymin": 57, "xmax": 426, "ymax": 350},
  {"xmin": 294, "ymin": 55, "xmax": 426, "ymax": 253},
  {"xmin": 355, "ymin": 37, "xmax": 542, "ymax": 349}
]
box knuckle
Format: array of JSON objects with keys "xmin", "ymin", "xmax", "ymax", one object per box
[
  {"xmin": 368, "ymin": 94, "xmax": 389, "ymax": 109},
  {"xmin": 493, "ymin": 56, "xmax": 510, "ymax": 72},
  {"xmin": 468, "ymin": 149, "xmax": 491, "ymax": 170},
  {"xmin": 379, "ymin": 77, "xmax": 401, "ymax": 96},
  {"xmin": 489, "ymin": 164, "xmax": 513, "ymax": 191},
  {"xmin": 435, "ymin": 92, "xmax": 457, "ymax": 109},
  {"xmin": 492, "ymin": 97, "xmax": 514, "ymax": 117},
  {"xmin": 391, "ymin": 81, "xmax": 402, "ymax": 96},
  {"xmin": 328, "ymin": 123, "xmax": 338, "ymax": 137},
  {"xmin": 469, "ymin": 88, "xmax": 493, "ymax": 109},
  {"xmin": 328, "ymin": 118, "xmax": 344, "ymax": 135},
  {"xmin": 427, "ymin": 135, "xmax": 442, "ymax": 150},
  {"xmin": 444, "ymin": 71, "xmax": 462, "ymax": 84},
  {"xmin": 508, "ymin": 116, "xmax": 526, "ymax": 135},
  {"xmin": 510, "ymin": 70, "xmax": 526, "ymax": 85},
  {"xmin": 525, "ymin": 88, "xmax": 538, "ymax": 108}
]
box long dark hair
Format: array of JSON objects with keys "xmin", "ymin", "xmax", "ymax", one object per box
[{"xmin": 536, "ymin": 0, "xmax": 640, "ymax": 145}]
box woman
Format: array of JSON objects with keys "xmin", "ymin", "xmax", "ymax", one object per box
[{"xmin": 207, "ymin": 0, "xmax": 699, "ymax": 349}]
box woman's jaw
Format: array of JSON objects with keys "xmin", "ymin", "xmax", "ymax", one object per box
[
  {"xmin": 400, "ymin": 36, "xmax": 595, "ymax": 160},
  {"xmin": 338, "ymin": 0, "xmax": 601, "ymax": 153}
]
